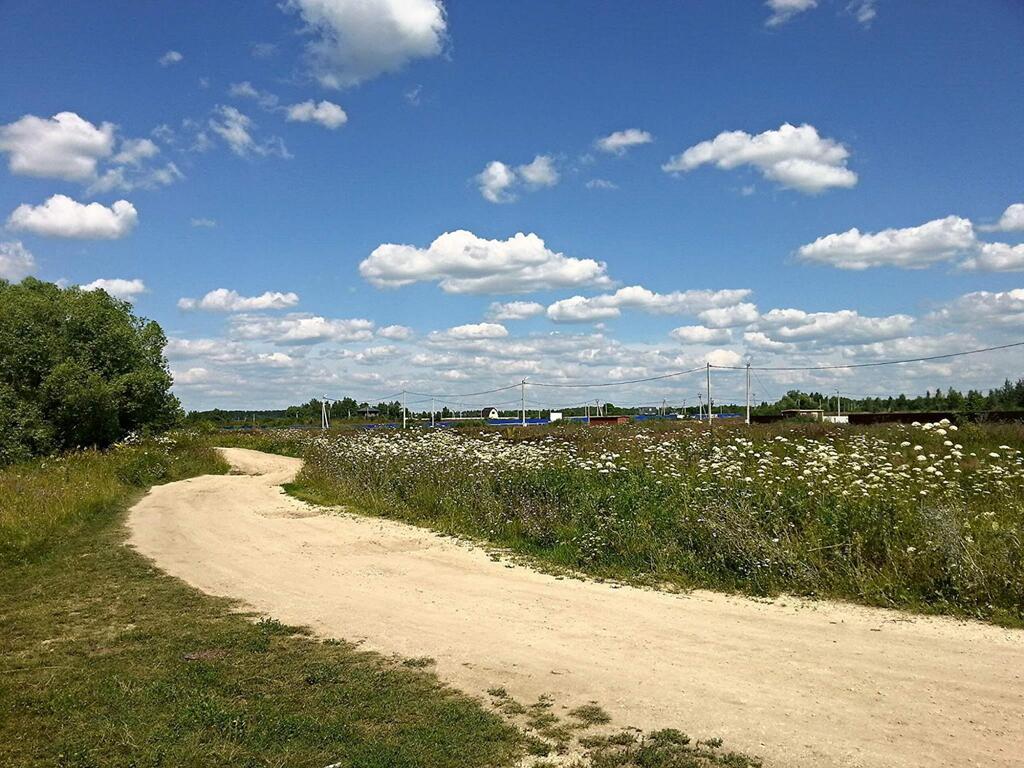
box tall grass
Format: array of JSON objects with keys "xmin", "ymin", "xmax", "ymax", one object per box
[
  {"xmin": 293, "ymin": 421, "xmax": 1024, "ymax": 625},
  {"xmin": 0, "ymin": 431, "xmax": 227, "ymax": 564}
]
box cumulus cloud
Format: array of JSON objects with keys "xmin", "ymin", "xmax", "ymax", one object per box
[
  {"xmin": 360, "ymin": 230, "xmax": 612, "ymax": 294},
  {"xmin": 0, "ymin": 241, "xmax": 36, "ymax": 281},
  {"xmin": 190, "ymin": 217, "xmax": 217, "ymax": 228},
  {"xmin": 230, "ymin": 313, "xmax": 375, "ymax": 345},
  {"xmin": 158, "ymin": 50, "xmax": 184, "ymax": 66},
  {"xmin": 698, "ymin": 302, "xmax": 760, "ymax": 328},
  {"xmin": 487, "ymin": 301, "xmax": 545, "ymax": 321},
  {"xmin": 930, "ymin": 288, "xmax": 1024, "ymax": 327},
  {"xmin": 284, "ymin": 0, "xmax": 447, "ymax": 88},
  {"xmin": 756, "ymin": 308, "xmax": 914, "ymax": 344},
  {"xmin": 377, "ymin": 324, "xmax": 414, "ymax": 340},
  {"xmin": 796, "ymin": 215, "xmax": 977, "ymax": 269},
  {"xmin": 112, "ymin": 138, "xmax": 159, "ymax": 165},
  {"xmin": 178, "ymin": 288, "xmax": 300, "ymax": 312},
  {"xmin": 595, "ymin": 128, "xmax": 653, "ymax": 155},
  {"xmin": 586, "ymin": 178, "xmax": 618, "ymax": 190},
  {"xmin": 0, "ymin": 112, "xmax": 115, "ymax": 181},
  {"xmin": 476, "ymin": 155, "xmax": 559, "ymax": 203},
  {"xmin": 435, "ymin": 322, "xmax": 509, "ymax": 340},
  {"xmin": 546, "ymin": 286, "xmax": 753, "ymax": 323},
  {"xmin": 285, "ymin": 99, "xmax": 348, "ymax": 129},
  {"xmin": 959, "ymin": 242, "xmax": 1024, "ymax": 273},
  {"xmin": 765, "ymin": 0, "xmax": 817, "ymax": 27},
  {"xmin": 476, "ymin": 161, "xmax": 517, "ymax": 203},
  {"xmin": 669, "ymin": 325, "xmax": 732, "ymax": 344},
  {"xmin": 7, "ymin": 195, "xmax": 138, "ymax": 239},
  {"xmin": 209, "ymin": 106, "xmax": 289, "ymax": 158},
  {"xmin": 80, "ymin": 278, "xmax": 147, "ymax": 301},
  {"xmin": 980, "ymin": 203, "xmax": 1024, "ymax": 233},
  {"xmin": 663, "ymin": 123, "xmax": 857, "ymax": 194}
]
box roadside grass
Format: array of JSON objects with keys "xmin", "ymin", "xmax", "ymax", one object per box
[
  {"xmin": 0, "ymin": 435, "xmax": 523, "ymax": 768},
  {"xmin": 278, "ymin": 420, "xmax": 1024, "ymax": 626}
]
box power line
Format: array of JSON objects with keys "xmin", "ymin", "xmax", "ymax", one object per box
[
  {"xmin": 711, "ymin": 340, "xmax": 1024, "ymax": 372},
  {"xmin": 530, "ymin": 365, "xmax": 705, "ymax": 388}
]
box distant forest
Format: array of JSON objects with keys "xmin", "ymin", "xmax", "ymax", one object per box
[{"xmin": 185, "ymin": 378, "xmax": 1024, "ymax": 427}]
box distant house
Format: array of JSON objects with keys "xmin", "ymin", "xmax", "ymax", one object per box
[
  {"xmin": 588, "ymin": 415, "xmax": 631, "ymax": 425},
  {"xmin": 358, "ymin": 406, "xmax": 380, "ymax": 418},
  {"xmin": 481, "ymin": 407, "xmax": 500, "ymax": 420},
  {"xmin": 781, "ymin": 408, "xmax": 824, "ymax": 421}
]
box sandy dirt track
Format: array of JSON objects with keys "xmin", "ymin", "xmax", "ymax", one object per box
[{"xmin": 127, "ymin": 448, "xmax": 1024, "ymax": 768}]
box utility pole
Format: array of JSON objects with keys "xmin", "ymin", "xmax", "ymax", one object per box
[
  {"xmin": 745, "ymin": 362, "xmax": 751, "ymax": 426},
  {"xmin": 401, "ymin": 390, "xmax": 407, "ymax": 429},
  {"xmin": 431, "ymin": 397, "xmax": 435, "ymax": 427},
  {"xmin": 521, "ymin": 379, "xmax": 527, "ymax": 426},
  {"xmin": 706, "ymin": 362, "xmax": 713, "ymax": 432},
  {"xmin": 836, "ymin": 389, "xmax": 842, "ymax": 418},
  {"xmin": 697, "ymin": 393, "xmax": 703, "ymax": 420}
]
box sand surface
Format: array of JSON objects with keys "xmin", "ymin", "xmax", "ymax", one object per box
[{"xmin": 127, "ymin": 447, "xmax": 1024, "ymax": 768}]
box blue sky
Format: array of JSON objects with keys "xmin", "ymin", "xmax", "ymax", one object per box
[{"xmin": 1, "ymin": 0, "xmax": 1023, "ymax": 410}]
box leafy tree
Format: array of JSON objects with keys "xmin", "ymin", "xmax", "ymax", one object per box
[{"xmin": 0, "ymin": 278, "xmax": 181, "ymax": 461}]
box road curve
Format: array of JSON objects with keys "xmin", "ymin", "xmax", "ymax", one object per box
[{"xmin": 127, "ymin": 447, "xmax": 1024, "ymax": 768}]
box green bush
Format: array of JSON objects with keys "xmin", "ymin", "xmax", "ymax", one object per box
[{"xmin": 0, "ymin": 278, "xmax": 181, "ymax": 463}]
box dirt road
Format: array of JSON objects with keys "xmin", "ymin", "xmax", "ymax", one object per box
[{"xmin": 127, "ymin": 448, "xmax": 1024, "ymax": 768}]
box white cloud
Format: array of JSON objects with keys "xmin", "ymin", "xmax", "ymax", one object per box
[
  {"xmin": 7, "ymin": 195, "xmax": 138, "ymax": 239},
  {"xmin": 209, "ymin": 106, "xmax": 289, "ymax": 158},
  {"xmin": 174, "ymin": 367, "xmax": 213, "ymax": 385},
  {"xmin": 797, "ymin": 215, "xmax": 976, "ymax": 269},
  {"xmin": 229, "ymin": 81, "xmax": 280, "ymax": 110},
  {"xmin": 980, "ymin": 203, "xmax": 1024, "ymax": 233},
  {"xmin": 112, "ymin": 138, "xmax": 159, "ymax": 165},
  {"xmin": 0, "ymin": 241, "xmax": 36, "ymax": 281},
  {"xmin": 360, "ymin": 230, "xmax": 612, "ymax": 294},
  {"xmin": 476, "ymin": 161, "xmax": 517, "ymax": 203},
  {"xmin": 87, "ymin": 161, "xmax": 184, "ymax": 194},
  {"xmin": 0, "ymin": 112, "xmax": 115, "ymax": 181},
  {"xmin": 663, "ymin": 123, "xmax": 856, "ymax": 194},
  {"xmin": 959, "ymin": 242, "xmax": 1024, "ymax": 273},
  {"xmin": 231, "ymin": 313, "xmax": 375, "ymax": 345},
  {"xmin": 697, "ymin": 302, "xmax": 760, "ymax": 328},
  {"xmin": 81, "ymin": 278, "xmax": 147, "ymax": 301},
  {"xmin": 377, "ymin": 324, "xmax": 414, "ymax": 340},
  {"xmin": 546, "ymin": 286, "xmax": 753, "ymax": 323},
  {"xmin": 757, "ymin": 308, "xmax": 914, "ymax": 344},
  {"xmin": 284, "ymin": 0, "xmax": 447, "ymax": 88},
  {"xmin": 178, "ymin": 288, "xmax": 300, "ymax": 312},
  {"xmin": 487, "ymin": 301, "xmax": 545, "ymax": 321},
  {"xmin": 436, "ymin": 323, "xmax": 509, "ymax": 340},
  {"xmin": 285, "ymin": 100, "xmax": 348, "ymax": 129},
  {"xmin": 670, "ymin": 325, "xmax": 732, "ymax": 344},
  {"xmin": 931, "ymin": 288, "xmax": 1024, "ymax": 327},
  {"xmin": 476, "ymin": 155, "xmax": 559, "ymax": 203},
  {"xmin": 595, "ymin": 128, "xmax": 653, "ymax": 155},
  {"xmin": 847, "ymin": 0, "xmax": 877, "ymax": 26},
  {"xmin": 765, "ymin": 0, "xmax": 817, "ymax": 27},
  {"xmin": 190, "ymin": 217, "xmax": 217, "ymax": 228},
  {"xmin": 707, "ymin": 348, "xmax": 743, "ymax": 367},
  {"xmin": 159, "ymin": 50, "xmax": 184, "ymax": 67},
  {"xmin": 517, "ymin": 154, "xmax": 559, "ymax": 188},
  {"xmin": 586, "ymin": 178, "xmax": 618, "ymax": 190}
]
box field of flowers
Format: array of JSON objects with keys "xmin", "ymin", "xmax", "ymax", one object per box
[{"xmin": 283, "ymin": 420, "xmax": 1024, "ymax": 625}]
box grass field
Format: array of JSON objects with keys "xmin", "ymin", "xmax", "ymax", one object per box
[
  {"xmin": 0, "ymin": 434, "xmax": 523, "ymax": 768},
  {"xmin": 276, "ymin": 419, "xmax": 1024, "ymax": 626},
  {"xmin": 0, "ymin": 432, "xmax": 763, "ymax": 768}
]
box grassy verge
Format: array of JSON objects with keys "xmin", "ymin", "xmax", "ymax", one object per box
[
  {"xmin": 281, "ymin": 422, "xmax": 1024, "ymax": 626},
  {"xmin": 0, "ymin": 435, "xmax": 522, "ymax": 768}
]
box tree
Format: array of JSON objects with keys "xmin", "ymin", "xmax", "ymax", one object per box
[{"xmin": 0, "ymin": 278, "xmax": 181, "ymax": 461}]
